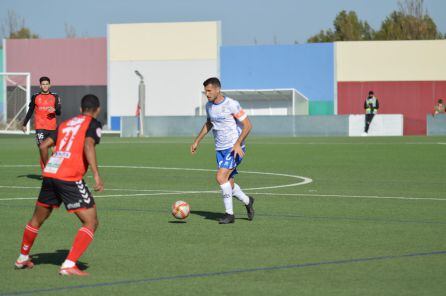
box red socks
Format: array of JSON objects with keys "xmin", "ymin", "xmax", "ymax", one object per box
[
  {"xmin": 67, "ymin": 227, "xmax": 95, "ymax": 262},
  {"xmin": 20, "ymin": 223, "xmax": 40, "ymax": 255},
  {"xmin": 20, "ymin": 224, "xmax": 94, "ymax": 263}
]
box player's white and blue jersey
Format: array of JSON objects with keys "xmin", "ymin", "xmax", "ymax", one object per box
[
  {"xmin": 206, "ymin": 97, "xmax": 247, "ymax": 151},
  {"xmin": 206, "ymin": 97, "xmax": 248, "ymax": 177}
]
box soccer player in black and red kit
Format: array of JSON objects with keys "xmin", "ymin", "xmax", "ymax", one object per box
[
  {"xmin": 15, "ymin": 94, "xmax": 104, "ymax": 276},
  {"xmin": 22, "ymin": 76, "xmax": 61, "ymax": 169}
]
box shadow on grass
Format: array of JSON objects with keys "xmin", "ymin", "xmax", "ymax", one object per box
[
  {"xmin": 190, "ymin": 210, "xmax": 224, "ymax": 221},
  {"xmin": 191, "ymin": 210, "xmax": 250, "ymax": 221},
  {"xmin": 17, "ymin": 174, "xmax": 42, "ymax": 181},
  {"xmin": 31, "ymin": 249, "xmax": 88, "ymax": 270}
]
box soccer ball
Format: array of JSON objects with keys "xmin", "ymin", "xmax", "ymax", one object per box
[{"xmin": 171, "ymin": 200, "xmax": 190, "ymax": 219}]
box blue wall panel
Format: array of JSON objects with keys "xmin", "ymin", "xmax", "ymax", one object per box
[
  {"xmin": 221, "ymin": 43, "xmax": 334, "ymax": 102},
  {"xmin": 111, "ymin": 116, "xmax": 121, "ymax": 131}
]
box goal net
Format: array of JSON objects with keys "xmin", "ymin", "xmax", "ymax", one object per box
[
  {"xmin": 200, "ymin": 89, "xmax": 309, "ymax": 116},
  {"xmin": 0, "ymin": 72, "xmax": 31, "ymax": 134}
]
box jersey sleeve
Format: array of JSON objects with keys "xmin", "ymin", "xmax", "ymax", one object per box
[
  {"xmin": 86, "ymin": 119, "xmax": 102, "ymax": 145},
  {"xmin": 22, "ymin": 94, "xmax": 37, "ymax": 126},
  {"xmin": 205, "ymin": 103, "xmax": 210, "ymax": 120},
  {"xmin": 54, "ymin": 94, "xmax": 62, "ymax": 115},
  {"xmin": 230, "ymin": 100, "xmax": 247, "ymax": 121}
]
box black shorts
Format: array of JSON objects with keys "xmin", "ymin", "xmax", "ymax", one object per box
[
  {"xmin": 37, "ymin": 177, "xmax": 96, "ymax": 212},
  {"xmin": 35, "ymin": 129, "xmax": 57, "ymax": 146}
]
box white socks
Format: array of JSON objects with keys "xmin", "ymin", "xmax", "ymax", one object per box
[
  {"xmin": 17, "ymin": 254, "xmax": 29, "ymax": 262},
  {"xmin": 220, "ymin": 182, "xmax": 250, "ymax": 214},
  {"xmin": 220, "ymin": 182, "xmax": 233, "ymax": 215},
  {"xmin": 61, "ymin": 259, "xmax": 75, "ymax": 269},
  {"xmin": 232, "ymin": 183, "xmax": 250, "ymax": 205}
]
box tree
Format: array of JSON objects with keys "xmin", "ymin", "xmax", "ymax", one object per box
[
  {"xmin": 307, "ymin": 0, "xmax": 443, "ymax": 43},
  {"xmin": 9, "ymin": 27, "xmax": 39, "ymax": 39},
  {"xmin": 375, "ymin": 0, "xmax": 443, "ymax": 40},
  {"xmin": 307, "ymin": 29, "xmax": 335, "ymax": 43},
  {"xmin": 308, "ymin": 10, "xmax": 374, "ymax": 43},
  {"xmin": 1, "ymin": 10, "xmax": 38, "ymax": 39},
  {"xmin": 65, "ymin": 23, "xmax": 77, "ymax": 38}
]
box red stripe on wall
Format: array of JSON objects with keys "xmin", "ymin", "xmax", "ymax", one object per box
[
  {"xmin": 6, "ymin": 38, "xmax": 106, "ymax": 86},
  {"xmin": 338, "ymin": 81, "xmax": 446, "ymax": 135}
]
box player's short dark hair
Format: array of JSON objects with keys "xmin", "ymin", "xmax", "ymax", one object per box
[
  {"xmin": 439, "ymin": 99, "xmax": 444, "ymax": 104},
  {"xmin": 39, "ymin": 76, "xmax": 50, "ymax": 84},
  {"xmin": 203, "ymin": 77, "xmax": 221, "ymax": 88},
  {"xmin": 368, "ymin": 90, "xmax": 374, "ymax": 95},
  {"xmin": 81, "ymin": 94, "xmax": 100, "ymax": 112}
]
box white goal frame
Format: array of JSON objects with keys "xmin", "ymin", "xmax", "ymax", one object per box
[
  {"xmin": 200, "ymin": 88, "xmax": 309, "ymax": 116},
  {"xmin": 0, "ymin": 72, "xmax": 31, "ymax": 134}
]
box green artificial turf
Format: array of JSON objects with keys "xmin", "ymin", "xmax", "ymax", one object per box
[{"xmin": 0, "ymin": 135, "xmax": 445, "ymax": 295}]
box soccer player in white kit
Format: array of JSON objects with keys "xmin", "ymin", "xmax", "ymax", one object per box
[{"xmin": 191, "ymin": 77, "xmax": 254, "ymax": 224}]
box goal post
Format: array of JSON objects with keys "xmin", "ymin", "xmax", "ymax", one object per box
[
  {"xmin": 0, "ymin": 72, "xmax": 31, "ymax": 134},
  {"xmin": 200, "ymin": 89, "xmax": 309, "ymax": 116}
]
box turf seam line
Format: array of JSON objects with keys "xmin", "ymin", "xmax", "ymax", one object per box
[
  {"xmin": 2, "ymin": 203, "xmax": 445, "ymax": 225},
  {"xmin": 1, "ymin": 250, "xmax": 445, "ymax": 296}
]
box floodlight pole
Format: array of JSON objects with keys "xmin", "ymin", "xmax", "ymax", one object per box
[{"xmin": 135, "ymin": 70, "xmax": 145, "ymax": 137}]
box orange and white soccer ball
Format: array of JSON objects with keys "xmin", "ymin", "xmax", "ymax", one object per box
[{"xmin": 171, "ymin": 200, "xmax": 190, "ymax": 219}]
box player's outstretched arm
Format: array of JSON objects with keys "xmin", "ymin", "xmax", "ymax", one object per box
[
  {"xmin": 191, "ymin": 120, "xmax": 213, "ymax": 154},
  {"xmin": 22, "ymin": 95, "xmax": 36, "ymax": 132},
  {"xmin": 232, "ymin": 117, "xmax": 252, "ymax": 158},
  {"xmin": 55, "ymin": 95, "xmax": 61, "ymax": 115},
  {"xmin": 39, "ymin": 137, "xmax": 55, "ymax": 165},
  {"xmin": 84, "ymin": 138, "xmax": 104, "ymax": 192}
]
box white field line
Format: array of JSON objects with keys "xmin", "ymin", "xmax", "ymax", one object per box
[
  {"xmin": 99, "ymin": 141, "xmax": 446, "ymax": 145},
  {"xmin": 0, "ymin": 190, "xmax": 445, "ymax": 202},
  {"xmin": 0, "ymin": 185, "xmax": 185, "ymax": 193},
  {"xmin": 0, "ymin": 165, "xmax": 313, "ymax": 191},
  {"xmin": 248, "ymin": 192, "xmax": 446, "ymax": 202},
  {"xmin": 0, "ymin": 164, "xmax": 312, "ymax": 201},
  {"xmin": 1, "ymin": 165, "xmax": 443, "ymax": 201}
]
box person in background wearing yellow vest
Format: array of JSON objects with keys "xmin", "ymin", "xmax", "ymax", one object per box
[
  {"xmin": 362, "ymin": 91, "xmax": 379, "ymax": 136},
  {"xmin": 433, "ymin": 99, "xmax": 445, "ymax": 116}
]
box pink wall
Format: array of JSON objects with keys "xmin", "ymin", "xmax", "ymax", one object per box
[
  {"xmin": 6, "ymin": 38, "xmax": 106, "ymax": 86},
  {"xmin": 338, "ymin": 81, "xmax": 446, "ymax": 135}
]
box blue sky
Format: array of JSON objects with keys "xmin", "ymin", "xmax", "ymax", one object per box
[{"xmin": 1, "ymin": 0, "xmax": 445, "ymax": 44}]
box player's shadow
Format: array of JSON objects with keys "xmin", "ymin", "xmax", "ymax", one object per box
[
  {"xmin": 191, "ymin": 210, "xmax": 249, "ymax": 221},
  {"xmin": 31, "ymin": 249, "xmax": 88, "ymax": 270},
  {"xmin": 17, "ymin": 174, "xmax": 42, "ymax": 181},
  {"xmin": 190, "ymin": 210, "xmax": 224, "ymax": 221}
]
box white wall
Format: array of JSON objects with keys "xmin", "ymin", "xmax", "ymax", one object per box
[
  {"xmin": 107, "ymin": 21, "xmax": 220, "ymax": 129},
  {"xmin": 109, "ymin": 60, "xmax": 217, "ymax": 116},
  {"xmin": 349, "ymin": 114, "xmax": 403, "ymax": 136}
]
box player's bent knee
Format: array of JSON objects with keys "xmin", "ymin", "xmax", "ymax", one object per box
[
  {"xmin": 216, "ymin": 174, "xmax": 227, "ymax": 185},
  {"xmin": 29, "ymin": 218, "xmax": 44, "ymax": 228},
  {"xmin": 83, "ymin": 219, "xmax": 98, "ymax": 231}
]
